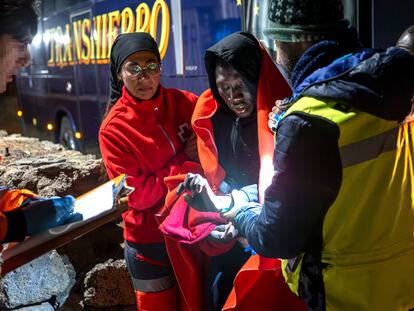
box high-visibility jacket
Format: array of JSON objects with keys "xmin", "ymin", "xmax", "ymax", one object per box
[{"xmin": 281, "ymin": 97, "xmax": 414, "ymax": 311}]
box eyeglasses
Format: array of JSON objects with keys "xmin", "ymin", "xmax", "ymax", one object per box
[{"xmin": 123, "ymin": 62, "xmax": 160, "ymax": 79}]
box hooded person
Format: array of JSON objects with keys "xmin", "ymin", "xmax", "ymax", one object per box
[
  {"xmin": 158, "ymin": 32, "xmax": 305, "ymax": 311},
  {"xmin": 181, "ymin": 1, "xmax": 414, "ymax": 310},
  {"xmin": 99, "ymin": 32, "xmax": 198, "ymax": 310}
]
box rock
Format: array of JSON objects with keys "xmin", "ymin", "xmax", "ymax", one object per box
[
  {"xmin": 13, "ymin": 302, "xmax": 55, "ymax": 311},
  {"xmin": 56, "ymin": 255, "xmax": 77, "ymax": 306},
  {"xmin": 58, "ymin": 222, "xmax": 124, "ymax": 311},
  {"xmin": 83, "ymin": 259, "xmax": 135, "ymax": 308},
  {"xmin": 0, "ymin": 251, "xmax": 75, "ymax": 309},
  {"xmin": 58, "ymin": 222, "xmax": 124, "ymax": 273},
  {"xmin": 0, "ymin": 134, "xmax": 106, "ymax": 198},
  {"xmin": 0, "ymin": 134, "xmax": 130, "ymax": 310}
]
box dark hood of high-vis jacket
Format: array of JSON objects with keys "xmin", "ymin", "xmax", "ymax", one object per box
[{"xmin": 295, "ymin": 47, "xmax": 414, "ymax": 121}]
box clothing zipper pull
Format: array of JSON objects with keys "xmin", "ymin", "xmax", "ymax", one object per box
[{"xmin": 154, "ymin": 107, "xmax": 159, "ymax": 123}]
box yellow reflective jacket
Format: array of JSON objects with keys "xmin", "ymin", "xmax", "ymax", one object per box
[{"xmin": 282, "ymin": 97, "xmax": 414, "ymax": 311}]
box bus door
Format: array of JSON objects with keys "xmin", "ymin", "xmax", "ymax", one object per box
[{"xmin": 70, "ymin": 9, "xmax": 101, "ymax": 154}]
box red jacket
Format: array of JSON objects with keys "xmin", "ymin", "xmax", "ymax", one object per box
[{"xmin": 99, "ymin": 86, "xmax": 197, "ymax": 244}]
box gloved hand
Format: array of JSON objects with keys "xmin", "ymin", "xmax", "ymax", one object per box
[
  {"xmin": 179, "ymin": 173, "xmax": 233, "ymax": 213},
  {"xmin": 268, "ymin": 99, "xmax": 287, "ymax": 132},
  {"xmin": 21, "ymin": 195, "xmax": 83, "ymax": 235},
  {"xmin": 208, "ymin": 223, "xmax": 238, "ymax": 243}
]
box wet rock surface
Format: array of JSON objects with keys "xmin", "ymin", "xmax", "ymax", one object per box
[
  {"xmin": 0, "ymin": 251, "xmax": 74, "ymax": 309},
  {"xmin": 0, "ymin": 134, "xmax": 105, "ymax": 197},
  {"xmin": 0, "ymin": 133, "xmax": 134, "ymax": 310},
  {"xmin": 14, "ymin": 302, "xmax": 55, "ymax": 311},
  {"xmin": 83, "ymin": 259, "xmax": 135, "ymax": 308}
]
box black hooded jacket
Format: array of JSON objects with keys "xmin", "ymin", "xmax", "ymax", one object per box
[{"xmin": 204, "ymin": 32, "xmax": 262, "ymax": 188}]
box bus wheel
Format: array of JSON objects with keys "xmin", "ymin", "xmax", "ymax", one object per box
[{"xmin": 59, "ymin": 116, "xmax": 77, "ymax": 150}]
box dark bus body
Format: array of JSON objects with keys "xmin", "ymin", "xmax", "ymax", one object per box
[
  {"xmin": 16, "ymin": 0, "xmax": 414, "ymax": 154},
  {"xmin": 17, "ymin": 0, "xmax": 242, "ymax": 154}
]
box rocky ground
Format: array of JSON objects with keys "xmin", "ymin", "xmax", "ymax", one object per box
[{"xmin": 0, "ymin": 132, "xmax": 135, "ymax": 310}]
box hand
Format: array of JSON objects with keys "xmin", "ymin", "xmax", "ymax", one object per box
[
  {"xmin": 22, "ymin": 195, "xmax": 83, "ymax": 235},
  {"xmin": 208, "ymin": 223, "xmax": 238, "ymax": 243},
  {"xmin": 268, "ymin": 100, "xmax": 285, "ymax": 132},
  {"xmin": 184, "ymin": 132, "xmax": 198, "ymax": 162},
  {"xmin": 179, "ymin": 173, "xmax": 232, "ymax": 213}
]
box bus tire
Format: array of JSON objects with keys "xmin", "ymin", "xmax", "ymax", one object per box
[{"xmin": 59, "ymin": 115, "xmax": 78, "ymax": 150}]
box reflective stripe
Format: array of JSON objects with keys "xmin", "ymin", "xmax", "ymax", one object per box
[
  {"xmin": 135, "ymin": 253, "xmax": 171, "ymax": 267},
  {"xmin": 340, "ymin": 127, "xmax": 399, "ymax": 168},
  {"xmin": 132, "ymin": 273, "xmax": 176, "ymax": 293}
]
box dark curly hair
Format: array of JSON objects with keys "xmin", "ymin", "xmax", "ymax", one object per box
[{"xmin": 0, "ymin": 0, "xmax": 38, "ymax": 42}]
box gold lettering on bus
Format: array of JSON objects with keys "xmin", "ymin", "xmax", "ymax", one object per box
[
  {"xmin": 136, "ymin": 3, "xmax": 150, "ymax": 33},
  {"xmin": 121, "ymin": 7, "xmax": 135, "ymax": 33},
  {"xmin": 107, "ymin": 10, "xmax": 121, "ymax": 58},
  {"xmin": 63, "ymin": 24, "xmax": 73, "ymax": 64},
  {"xmin": 101, "ymin": 13, "xmax": 108, "ymax": 60},
  {"xmin": 81, "ymin": 19, "xmax": 91, "ymax": 64},
  {"xmin": 150, "ymin": 0, "xmax": 170, "ymax": 59},
  {"xmin": 46, "ymin": 29, "xmax": 55, "ymax": 66},
  {"xmin": 54, "ymin": 26, "xmax": 64, "ymax": 67},
  {"xmin": 73, "ymin": 20, "xmax": 83, "ymax": 62},
  {"xmin": 45, "ymin": 0, "xmax": 171, "ymax": 67},
  {"xmin": 94, "ymin": 15, "xmax": 102, "ymax": 60}
]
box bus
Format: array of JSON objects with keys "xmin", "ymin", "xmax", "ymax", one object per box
[{"xmin": 15, "ymin": 0, "xmax": 414, "ymax": 154}]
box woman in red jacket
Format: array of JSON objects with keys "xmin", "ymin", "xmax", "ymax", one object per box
[{"xmin": 99, "ymin": 32, "xmax": 198, "ymax": 310}]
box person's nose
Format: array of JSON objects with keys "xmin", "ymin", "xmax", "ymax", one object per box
[
  {"xmin": 227, "ymin": 88, "xmax": 234, "ymax": 100},
  {"xmin": 138, "ymin": 70, "xmax": 151, "ymax": 81},
  {"xmin": 228, "ymin": 88, "xmax": 243, "ymax": 103}
]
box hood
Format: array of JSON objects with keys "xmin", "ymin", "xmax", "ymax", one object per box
[
  {"xmin": 297, "ymin": 47, "xmax": 414, "ymax": 121},
  {"xmin": 204, "ymin": 32, "xmax": 261, "ymax": 117}
]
